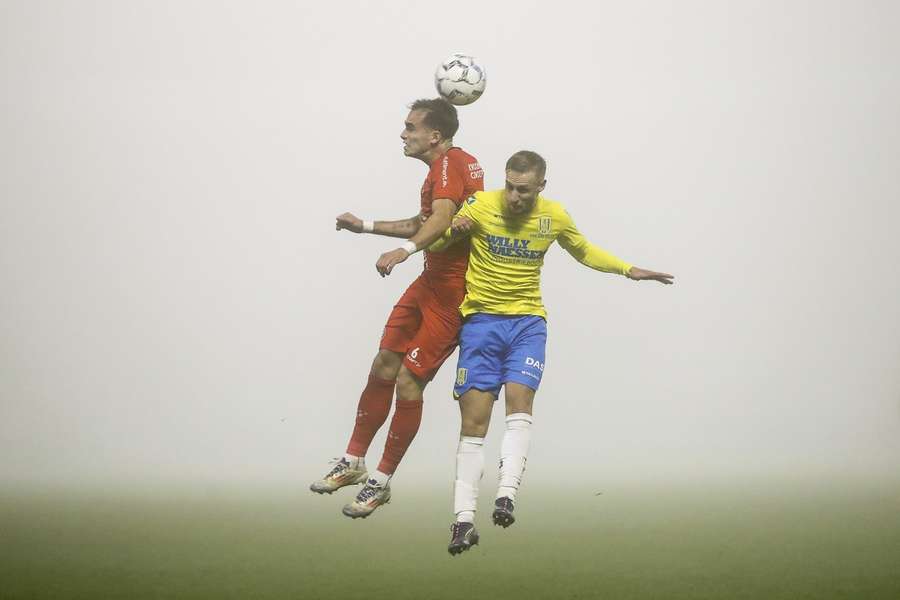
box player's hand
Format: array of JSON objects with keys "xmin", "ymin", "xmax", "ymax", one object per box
[
  {"xmin": 376, "ymin": 248, "xmax": 410, "ymax": 277},
  {"xmin": 450, "ymin": 216, "xmax": 474, "ymax": 236},
  {"xmin": 626, "ymin": 267, "xmax": 674, "ymax": 285},
  {"xmin": 336, "ymin": 212, "xmax": 363, "ymax": 233}
]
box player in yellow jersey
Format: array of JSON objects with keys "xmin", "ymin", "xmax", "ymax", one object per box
[{"xmin": 433, "ymin": 150, "xmax": 674, "ymax": 555}]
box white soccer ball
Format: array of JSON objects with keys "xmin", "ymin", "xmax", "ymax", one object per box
[{"xmin": 434, "ymin": 53, "xmax": 486, "ymax": 106}]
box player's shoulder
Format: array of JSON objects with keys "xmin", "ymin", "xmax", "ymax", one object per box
[
  {"xmin": 446, "ymin": 147, "xmax": 483, "ymax": 179},
  {"xmin": 468, "ymin": 189, "xmax": 502, "ymax": 208},
  {"xmin": 537, "ymin": 196, "xmax": 571, "ymax": 220},
  {"xmin": 534, "ymin": 197, "xmax": 574, "ymax": 236},
  {"xmin": 447, "ymin": 146, "xmax": 479, "ymax": 163}
]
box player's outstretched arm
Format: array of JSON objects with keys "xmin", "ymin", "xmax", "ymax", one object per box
[
  {"xmin": 336, "ymin": 212, "xmax": 423, "ymax": 238},
  {"xmin": 556, "ymin": 210, "xmax": 675, "ymax": 284},
  {"xmin": 557, "ymin": 218, "xmax": 632, "ymax": 276},
  {"xmin": 626, "ymin": 267, "xmax": 674, "ymax": 285}
]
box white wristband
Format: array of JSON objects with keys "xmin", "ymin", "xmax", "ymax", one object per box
[
  {"xmin": 401, "ymin": 240, "xmax": 418, "ymax": 254},
  {"xmin": 362, "ymin": 220, "xmax": 374, "ymax": 233}
]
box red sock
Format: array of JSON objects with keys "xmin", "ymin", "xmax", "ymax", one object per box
[
  {"xmin": 345, "ymin": 375, "xmax": 395, "ymax": 458},
  {"xmin": 377, "ymin": 397, "xmax": 424, "ymax": 475}
]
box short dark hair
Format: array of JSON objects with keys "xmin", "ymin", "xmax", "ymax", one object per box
[
  {"xmin": 506, "ymin": 150, "xmax": 547, "ymax": 181},
  {"xmin": 409, "ymin": 98, "xmax": 459, "ymax": 140}
]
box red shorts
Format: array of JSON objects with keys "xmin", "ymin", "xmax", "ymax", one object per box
[{"xmin": 380, "ymin": 274, "xmax": 466, "ymax": 381}]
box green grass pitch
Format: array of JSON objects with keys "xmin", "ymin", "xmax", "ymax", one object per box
[{"xmin": 2, "ymin": 480, "xmax": 899, "ymax": 599}]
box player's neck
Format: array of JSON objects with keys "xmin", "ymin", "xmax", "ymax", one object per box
[
  {"xmin": 419, "ymin": 141, "xmax": 454, "ymax": 166},
  {"xmin": 503, "ymin": 195, "xmax": 542, "ymax": 218}
]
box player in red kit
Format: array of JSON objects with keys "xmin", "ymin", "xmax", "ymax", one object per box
[{"xmin": 310, "ymin": 98, "xmax": 483, "ymax": 518}]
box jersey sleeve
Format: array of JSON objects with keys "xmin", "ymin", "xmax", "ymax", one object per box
[
  {"xmin": 430, "ymin": 153, "xmax": 467, "ymax": 205},
  {"xmin": 556, "ymin": 208, "xmax": 632, "ymax": 275},
  {"xmin": 427, "ymin": 193, "xmax": 480, "ymax": 252}
]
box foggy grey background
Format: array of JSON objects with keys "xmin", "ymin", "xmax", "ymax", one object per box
[{"xmin": 2, "ymin": 0, "xmax": 898, "ymax": 490}]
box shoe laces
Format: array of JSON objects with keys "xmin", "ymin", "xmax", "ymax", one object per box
[
  {"xmin": 356, "ymin": 482, "xmax": 381, "ymax": 503},
  {"xmin": 450, "ymin": 521, "xmax": 469, "ymax": 537},
  {"xmin": 325, "ymin": 458, "xmax": 349, "ymax": 478}
]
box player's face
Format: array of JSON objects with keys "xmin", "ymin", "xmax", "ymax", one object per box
[
  {"xmin": 401, "ymin": 110, "xmax": 439, "ymax": 159},
  {"xmin": 504, "ymin": 170, "xmax": 545, "ymax": 215}
]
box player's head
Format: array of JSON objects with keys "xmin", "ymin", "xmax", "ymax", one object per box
[
  {"xmin": 402, "ymin": 98, "xmax": 459, "ymax": 161},
  {"xmin": 504, "ymin": 150, "xmax": 546, "ymax": 215}
]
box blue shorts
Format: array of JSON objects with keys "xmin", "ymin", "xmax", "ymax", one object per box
[{"xmin": 453, "ymin": 314, "xmax": 547, "ymax": 399}]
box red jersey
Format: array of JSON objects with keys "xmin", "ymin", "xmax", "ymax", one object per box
[{"xmin": 419, "ymin": 147, "xmax": 484, "ymax": 280}]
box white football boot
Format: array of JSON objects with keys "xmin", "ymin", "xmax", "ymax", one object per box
[
  {"xmin": 309, "ymin": 458, "xmax": 368, "ymax": 494},
  {"xmin": 341, "ymin": 478, "xmax": 391, "ymax": 518}
]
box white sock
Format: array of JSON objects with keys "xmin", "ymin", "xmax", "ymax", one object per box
[
  {"xmin": 343, "ymin": 454, "xmax": 365, "ymax": 470},
  {"xmin": 454, "ymin": 436, "xmax": 484, "ymax": 523},
  {"xmin": 369, "ymin": 470, "xmax": 391, "ymax": 487},
  {"xmin": 497, "ymin": 413, "xmax": 533, "ymax": 502}
]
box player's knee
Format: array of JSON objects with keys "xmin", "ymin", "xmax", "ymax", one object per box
[
  {"xmin": 460, "ymin": 406, "xmax": 490, "ymax": 437},
  {"xmin": 504, "ymin": 383, "xmax": 535, "ymax": 414},
  {"xmin": 506, "ymin": 397, "xmax": 533, "ymax": 415},
  {"xmin": 371, "ymin": 350, "xmax": 403, "ymax": 380},
  {"xmin": 396, "ymin": 366, "xmax": 425, "ymax": 401},
  {"xmin": 460, "ymin": 416, "xmax": 489, "ymax": 438}
]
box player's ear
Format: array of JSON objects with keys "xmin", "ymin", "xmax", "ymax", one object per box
[
  {"xmin": 538, "ymin": 180, "xmax": 546, "ymax": 193},
  {"xmin": 429, "ymin": 129, "xmax": 442, "ymax": 146}
]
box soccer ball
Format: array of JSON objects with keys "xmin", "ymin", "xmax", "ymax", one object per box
[{"xmin": 434, "ymin": 53, "xmax": 486, "ymax": 106}]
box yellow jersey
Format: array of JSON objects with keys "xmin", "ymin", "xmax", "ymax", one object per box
[{"xmin": 429, "ymin": 189, "xmax": 632, "ymax": 318}]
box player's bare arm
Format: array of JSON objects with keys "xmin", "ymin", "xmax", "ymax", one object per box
[
  {"xmin": 375, "ymin": 198, "xmax": 456, "ymax": 277},
  {"xmin": 335, "ymin": 212, "xmax": 423, "ymax": 238},
  {"xmin": 626, "ymin": 267, "xmax": 674, "ymax": 285}
]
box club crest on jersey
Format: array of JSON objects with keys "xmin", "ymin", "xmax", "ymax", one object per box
[
  {"xmin": 466, "ymin": 195, "xmax": 477, "ymax": 205},
  {"xmin": 456, "ymin": 367, "xmax": 468, "ymax": 386},
  {"xmin": 539, "ymin": 216, "xmax": 552, "ymax": 234}
]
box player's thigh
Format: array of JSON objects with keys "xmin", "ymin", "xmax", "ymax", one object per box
[{"xmin": 501, "ymin": 315, "xmax": 548, "ymax": 393}]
